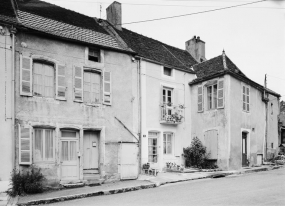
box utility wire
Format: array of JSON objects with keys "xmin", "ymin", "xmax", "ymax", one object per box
[{"xmin": 118, "ymin": 0, "xmax": 268, "ymax": 25}]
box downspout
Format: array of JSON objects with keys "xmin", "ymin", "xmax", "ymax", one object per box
[
  {"xmin": 10, "ymin": 27, "xmax": 16, "ymax": 169},
  {"xmin": 138, "ymin": 57, "xmax": 142, "ymax": 174}
]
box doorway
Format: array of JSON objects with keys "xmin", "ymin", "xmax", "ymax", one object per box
[
  {"xmin": 242, "ymin": 132, "xmax": 248, "ymax": 167},
  {"xmin": 60, "ymin": 130, "xmax": 79, "ymax": 181},
  {"xmin": 83, "ymin": 131, "xmax": 100, "ymax": 174},
  {"xmin": 148, "ymin": 132, "xmax": 159, "ymax": 168}
]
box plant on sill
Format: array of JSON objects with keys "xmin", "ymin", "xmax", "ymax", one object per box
[{"xmin": 166, "ymin": 112, "xmax": 183, "ymax": 123}]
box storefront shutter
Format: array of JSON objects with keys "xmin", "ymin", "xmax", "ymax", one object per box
[
  {"xmin": 73, "ymin": 66, "xmax": 83, "ymax": 102},
  {"xmin": 197, "ymin": 85, "xmax": 203, "ymax": 112},
  {"xmin": 20, "ymin": 55, "xmax": 33, "ymax": 96},
  {"xmin": 56, "ymin": 64, "xmax": 66, "ymax": 100},
  {"xmin": 103, "ymin": 71, "xmax": 112, "ymax": 105},
  {"xmin": 217, "ymin": 79, "xmax": 224, "ymax": 109},
  {"xmin": 19, "ymin": 125, "xmax": 32, "ymax": 165}
]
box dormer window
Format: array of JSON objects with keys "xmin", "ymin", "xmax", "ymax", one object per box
[
  {"xmin": 88, "ymin": 48, "xmax": 100, "ymax": 62},
  {"xmin": 163, "ymin": 67, "xmax": 172, "ymax": 76}
]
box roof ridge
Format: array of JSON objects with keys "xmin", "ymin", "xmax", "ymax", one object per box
[{"xmin": 192, "ymin": 54, "xmax": 222, "ymax": 68}]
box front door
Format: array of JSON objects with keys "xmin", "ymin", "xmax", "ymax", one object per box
[
  {"xmin": 242, "ymin": 132, "xmax": 248, "ymax": 167},
  {"xmin": 148, "ymin": 132, "xmax": 159, "ymax": 168},
  {"xmin": 83, "ymin": 131, "xmax": 99, "ymax": 172},
  {"xmin": 60, "ymin": 130, "xmax": 79, "ymax": 180}
]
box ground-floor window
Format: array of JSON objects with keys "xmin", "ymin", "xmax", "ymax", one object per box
[
  {"xmin": 163, "ymin": 133, "xmax": 173, "ymax": 154},
  {"xmin": 34, "ymin": 128, "xmax": 54, "ymax": 162},
  {"xmin": 281, "ymin": 129, "xmax": 285, "ymax": 144},
  {"xmin": 148, "ymin": 132, "xmax": 158, "ymax": 163}
]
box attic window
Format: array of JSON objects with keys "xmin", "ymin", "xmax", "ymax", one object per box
[
  {"xmin": 88, "ymin": 48, "xmax": 100, "ymax": 62},
  {"xmin": 163, "ymin": 67, "xmax": 172, "ymax": 76}
]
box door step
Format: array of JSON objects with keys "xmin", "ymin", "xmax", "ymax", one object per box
[
  {"xmin": 83, "ymin": 174, "xmax": 101, "ymax": 180},
  {"xmin": 83, "ymin": 169, "xmax": 99, "ymax": 174},
  {"xmin": 85, "ymin": 179, "xmax": 104, "ymax": 187},
  {"xmin": 60, "ymin": 182, "xmax": 85, "ymax": 189}
]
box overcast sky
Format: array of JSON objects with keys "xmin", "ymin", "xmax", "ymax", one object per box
[{"xmin": 46, "ymin": 0, "xmax": 285, "ymax": 99}]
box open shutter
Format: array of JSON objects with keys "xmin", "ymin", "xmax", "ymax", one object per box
[
  {"xmin": 20, "ymin": 55, "xmax": 33, "ymax": 96},
  {"xmin": 197, "ymin": 85, "xmax": 203, "ymax": 112},
  {"xmin": 19, "ymin": 125, "xmax": 32, "ymax": 165},
  {"xmin": 56, "ymin": 64, "xmax": 66, "ymax": 100},
  {"xmin": 247, "ymin": 87, "xmax": 250, "ymax": 112},
  {"xmin": 174, "ymin": 133, "xmax": 181, "ymax": 157},
  {"xmin": 103, "ymin": 71, "xmax": 112, "ymax": 105},
  {"xmin": 217, "ymin": 79, "xmax": 224, "ymax": 109},
  {"xmin": 73, "ymin": 66, "xmax": 83, "ymax": 102}
]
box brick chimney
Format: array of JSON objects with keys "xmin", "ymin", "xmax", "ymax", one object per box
[
  {"xmin": 106, "ymin": 1, "xmax": 122, "ymax": 30},
  {"xmin": 185, "ymin": 36, "xmax": 206, "ymax": 63}
]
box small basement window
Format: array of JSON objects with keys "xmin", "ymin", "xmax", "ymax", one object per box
[
  {"xmin": 163, "ymin": 67, "xmax": 172, "ymax": 76},
  {"xmin": 88, "ymin": 48, "xmax": 100, "ymax": 62}
]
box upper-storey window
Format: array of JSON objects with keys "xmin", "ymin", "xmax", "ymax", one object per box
[
  {"xmin": 88, "ymin": 48, "xmax": 100, "ymax": 62},
  {"xmin": 163, "ymin": 67, "xmax": 172, "ymax": 77},
  {"xmin": 207, "ymin": 84, "xmax": 217, "ymax": 110},
  {"xmin": 83, "ymin": 71, "xmax": 101, "ymax": 104},
  {"xmin": 33, "ymin": 61, "xmax": 54, "ymax": 97},
  {"xmin": 20, "ymin": 55, "xmax": 66, "ymax": 100},
  {"xmin": 197, "ymin": 79, "xmax": 224, "ymax": 112},
  {"xmin": 242, "ymin": 85, "xmax": 250, "ymax": 112},
  {"xmin": 162, "ymin": 87, "xmax": 173, "ymax": 104}
]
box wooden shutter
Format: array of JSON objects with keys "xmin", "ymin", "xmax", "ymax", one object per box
[
  {"xmin": 204, "ymin": 130, "xmax": 218, "ymax": 159},
  {"xmin": 197, "ymin": 85, "xmax": 203, "ymax": 112},
  {"xmin": 20, "ymin": 55, "xmax": 33, "ymax": 96},
  {"xmin": 174, "ymin": 133, "xmax": 181, "ymax": 157},
  {"xmin": 56, "ymin": 64, "xmax": 66, "ymax": 100},
  {"xmin": 19, "ymin": 125, "xmax": 32, "ymax": 165},
  {"xmin": 246, "ymin": 86, "xmax": 250, "ymax": 112},
  {"xmin": 217, "ymin": 79, "xmax": 224, "ymax": 109},
  {"xmin": 103, "ymin": 71, "xmax": 112, "ymax": 105},
  {"xmin": 73, "ymin": 66, "xmax": 83, "ymax": 102}
]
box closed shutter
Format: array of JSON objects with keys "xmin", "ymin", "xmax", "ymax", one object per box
[
  {"xmin": 204, "ymin": 130, "xmax": 218, "ymax": 159},
  {"xmin": 73, "ymin": 66, "xmax": 83, "ymax": 102},
  {"xmin": 20, "ymin": 55, "xmax": 33, "ymax": 96},
  {"xmin": 56, "ymin": 64, "xmax": 66, "ymax": 100},
  {"xmin": 217, "ymin": 79, "xmax": 224, "ymax": 108},
  {"xmin": 197, "ymin": 85, "xmax": 203, "ymax": 112},
  {"xmin": 246, "ymin": 87, "xmax": 250, "ymax": 112},
  {"xmin": 19, "ymin": 125, "xmax": 32, "ymax": 165},
  {"xmin": 103, "ymin": 71, "xmax": 112, "ymax": 105}
]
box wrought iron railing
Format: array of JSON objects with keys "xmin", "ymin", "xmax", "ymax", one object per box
[{"xmin": 160, "ymin": 103, "xmax": 184, "ymax": 124}]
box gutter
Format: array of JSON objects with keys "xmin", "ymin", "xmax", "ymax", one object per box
[{"xmin": 138, "ymin": 57, "xmax": 142, "ymax": 175}]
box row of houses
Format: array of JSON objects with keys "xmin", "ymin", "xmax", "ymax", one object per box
[{"xmin": 0, "ymin": 0, "xmax": 281, "ymax": 186}]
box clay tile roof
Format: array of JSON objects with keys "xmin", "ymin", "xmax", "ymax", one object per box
[
  {"xmin": 0, "ymin": 0, "xmax": 18, "ymax": 24},
  {"xmin": 114, "ymin": 27, "xmax": 197, "ymax": 73}
]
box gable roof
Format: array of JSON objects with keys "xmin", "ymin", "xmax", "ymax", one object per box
[
  {"xmin": 113, "ymin": 26, "xmax": 197, "ymax": 73},
  {"xmin": 0, "ymin": 0, "xmax": 134, "ymax": 53},
  {"xmin": 190, "ymin": 52, "xmax": 280, "ymax": 97}
]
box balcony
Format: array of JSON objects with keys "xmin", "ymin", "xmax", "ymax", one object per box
[{"xmin": 160, "ymin": 103, "xmax": 184, "ymax": 125}]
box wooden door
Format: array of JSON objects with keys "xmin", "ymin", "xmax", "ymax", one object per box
[
  {"xmin": 242, "ymin": 132, "xmax": 247, "ymax": 167},
  {"xmin": 83, "ymin": 132, "xmax": 99, "ymax": 170},
  {"xmin": 148, "ymin": 132, "xmax": 159, "ymax": 168},
  {"xmin": 120, "ymin": 143, "xmax": 139, "ymax": 180},
  {"xmin": 60, "ymin": 140, "xmax": 79, "ymax": 180}
]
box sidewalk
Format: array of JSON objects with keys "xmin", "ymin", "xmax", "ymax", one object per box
[{"xmin": 13, "ymin": 165, "xmax": 283, "ymax": 206}]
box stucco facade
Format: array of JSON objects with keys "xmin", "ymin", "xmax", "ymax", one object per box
[
  {"xmin": 191, "ymin": 74, "xmax": 279, "ymax": 170},
  {"xmin": 140, "ymin": 60, "xmax": 196, "ymax": 171},
  {"xmin": 0, "ymin": 26, "xmax": 14, "ymax": 181},
  {"xmin": 14, "ymin": 32, "xmax": 139, "ymax": 185}
]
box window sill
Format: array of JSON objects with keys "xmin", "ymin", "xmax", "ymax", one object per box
[
  {"xmin": 85, "ymin": 103, "xmax": 101, "ymax": 107},
  {"xmin": 33, "ymin": 161, "xmax": 55, "ymax": 164}
]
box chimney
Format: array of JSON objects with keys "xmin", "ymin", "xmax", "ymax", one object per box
[
  {"xmin": 106, "ymin": 1, "xmax": 122, "ymax": 30},
  {"xmin": 185, "ymin": 36, "xmax": 206, "ymax": 63}
]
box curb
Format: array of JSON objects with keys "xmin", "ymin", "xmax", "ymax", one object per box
[
  {"xmin": 16, "ymin": 165, "xmax": 284, "ymax": 206},
  {"xmin": 17, "ymin": 183, "xmax": 156, "ymax": 206}
]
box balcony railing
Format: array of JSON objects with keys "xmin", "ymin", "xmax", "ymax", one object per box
[{"xmin": 160, "ymin": 103, "xmax": 184, "ymax": 124}]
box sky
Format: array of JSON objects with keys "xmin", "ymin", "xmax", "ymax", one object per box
[{"xmin": 46, "ymin": 0, "xmax": 285, "ymax": 99}]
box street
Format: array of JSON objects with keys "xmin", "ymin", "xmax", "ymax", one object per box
[{"xmin": 49, "ymin": 168, "xmax": 285, "ymax": 206}]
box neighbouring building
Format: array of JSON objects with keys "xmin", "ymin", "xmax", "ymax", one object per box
[
  {"xmin": 105, "ymin": 2, "xmax": 199, "ymax": 171},
  {"xmin": 189, "ymin": 51, "xmax": 280, "ymax": 170},
  {"xmin": 278, "ymin": 101, "xmax": 285, "ymax": 153},
  {"xmin": 1, "ymin": 0, "xmax": 140, "ymax": 186}
]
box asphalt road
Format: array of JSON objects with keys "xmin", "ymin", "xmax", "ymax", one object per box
[{"xmin": 50, "ymin": 168, "xmax": 285, "ymax": 206}]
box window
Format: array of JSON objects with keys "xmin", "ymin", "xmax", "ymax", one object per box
[
  {"xmin": 84, "ymin": 71, "xmax": 101, "ymax": 104},
  {"xmin": 207, "ymin": 84, "xmax": 217, "ymax": 110},
  {"xmin": 33, "ymin": 62, "xmax": 55, "ymax": 97},
  {"xmin": 34, "ymin": 128, "xmax": 54, "ymax": 162},
  {"xmin": 148, "ymin": 132, "xmax": 158, "ymax": 163},
  {"xmin": 281, "ymin": 129, "xmax": 285, "ymax": 144},
  {"xmin": 20, "ymin": 55, "xmax": 66, "ymax": 100},
  {"xmin": 88, "ymin": 48, "xmax": 100, "ymax": 62},
  {"xmin": 162, "ymin": 87, "xmax": 173, "ymax": 104},
  {"xmin": 243, "ymin": 85, "xmax": 250, "ymax": 112},
  {"xmin": 163, "ymin": 133, "xmax": 173, "ymax": 154},
  {"xmin": 163, "ymin": 67, "xmax": 172, "ymax": 76}
]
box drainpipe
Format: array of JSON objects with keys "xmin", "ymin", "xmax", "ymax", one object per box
[
  {"xmin": 137, "ymin": 57, "xmax": 142, "ymax": 174},
  {"xmin": 10, "ymin": 26, "xmax": 16, "ymax": 169},
  {"xmin": 264, "ymin": 74, "xmax": 268, "ymax": 161}
]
